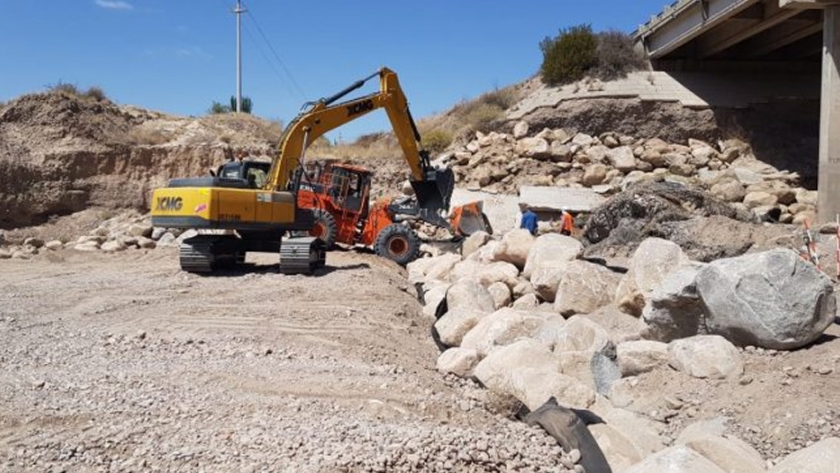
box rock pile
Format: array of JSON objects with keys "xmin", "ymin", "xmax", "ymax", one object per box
[
  {"xmin": 437, "ymin": 121, "xmax": 817, "ymax": 226},
  {"xmin": 409, "ymin": 229, "xmax": 838, "ymax": 471},
  {"xmin": 0, "ymin": 211, "xmax": 189, "ymax": 259}
]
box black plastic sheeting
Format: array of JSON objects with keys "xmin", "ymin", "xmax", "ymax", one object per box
[{"xmin": 522, "ymin": 397, "xmax": 612, "ymax": 473}]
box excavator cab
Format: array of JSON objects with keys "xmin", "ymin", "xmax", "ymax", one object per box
[{"xmin": 214, "ymin": 160, "xmax": 271, "ymax": 189}]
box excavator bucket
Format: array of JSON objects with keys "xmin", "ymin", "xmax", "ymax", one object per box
[
  {"xmin": 409, "ymin": 167, "xmax": 455, "ymax": 227},
  {"xmin": 450, "ymin": 201, "xmax": 492, "ymax": 237}
]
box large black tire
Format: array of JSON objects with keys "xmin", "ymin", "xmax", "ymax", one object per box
[
  {"xmin": 308, "ymin": 209, "xmax": 338, "ymax": 249},
  {"xmin": 374, "ymin": 224, "xmax": 420, "ymax": 266}
]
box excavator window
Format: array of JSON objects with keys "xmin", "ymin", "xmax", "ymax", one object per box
[{"xmin": 246, "ymin": 167, "xmax": 267, "ymax": 188}]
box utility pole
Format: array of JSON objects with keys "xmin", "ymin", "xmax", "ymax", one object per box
[{"xmin": 233, "ymin": 0, "xmax": 246, "ymax": 113}]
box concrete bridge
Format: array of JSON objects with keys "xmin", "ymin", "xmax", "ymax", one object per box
[{"xmin": 635, "ymin": 0, "xmax": 840, "ymax": 221}]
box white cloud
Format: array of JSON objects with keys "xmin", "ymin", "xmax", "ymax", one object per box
[
  {"xmin": 174, "ymin": 46, "xmax": 214, "ymax": 59},
  {"xmin": 95, "ymin": 0, "xmax": 133, "ymax": 10}
]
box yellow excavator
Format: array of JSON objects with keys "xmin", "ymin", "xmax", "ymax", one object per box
[{"xmin": 150, "ymin": 67, "xmax": 486, "ymax": 274}]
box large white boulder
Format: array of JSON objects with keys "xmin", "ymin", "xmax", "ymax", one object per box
[
  {"xmin": 445, "ymin": 278, "xmax": 495, "ymax": 312},
  {"xmin": 696, "ymin": 249, "xmax": 836, "ymax": 349},
  {"xmin": 617, "ymin": 340, "xmax": 669, "ymax": 376},
  {"xmin": 509, "ymin": 368, "xmax": 596, "ymax": 410},
  {"xmin": 491, "ymin": 229, "xmax": 536, "ymax": 269},
  {"xmin": 466, "ymin": 239, "xmax": 500, "ymax": 264},
  {"xmin": 668, "ymin": 335, "xmax": 743, "ymax": 379},
  {"xmin": 553, "ymin": 260, "xmax": 622, "ymax": 316},
  {"xmin": 512, "ymin": 120, "xmax": 529, "ymax": 139},
  {"xmin": 433, "ymin": 280, "xmax": 495, "ymax": 347},
  {"xmin": 615, "ymin": 238, "xmax": 690, "ymax": 303},
  {"xmin": 421, "ymin": 253, "xmax": 463, "ymax": 283},
  {"xmin": 475, "ymin": 261, "xmax": 520, "ymax": 289},
  {"xmin": 472, "ymin": 339, "xmax": 558, "ymax": 398},
  {"xmin": 486, "ymin": 281, "xmax": 512, "ymax": 309},
  {"xmin": 676, "ymin": 417, "xmax": 729, "ymax": 444},
  {"xmin": 512, "ymin": 293, "xmax": 540, "ymax": 311},
  {"xmin": 522, "ymin": 233, "xmax": 582, "ymax": 278},
  {"xmin": 436, "ymin": 347, "xmax": 480, "ymax": 378},
  {"xmin": 590, "ymin": 423, "xmax": 647, "ymax": 472},
  {"xmin": 642, "ymin": 264, "xmax": 707, "ymax": 342},
  {"xmin": 594, "ymin": 403, "xmax": 667, "ymax": 458},
  {"xmin": 532, "ymin": 314, "xmax": 568, "ymax": 351},
  {"xmin": 460, "ymin": 308, "xmax": 544, "ymax": 357},
  {"xmin": 625, "ymin": 445, "xmax": 726, "ymax": 473},
  {"xmin": 607, "ymin": 146, "xmax": 637, "ymax": 173},
  {"xmin": 421, "ymin": 283, "xmax": 451, "ymax": 318},
  {"xmin": 530, "ymin": 267, "xmax": 565, "ymax": 302},
  {"xmin": 449, "ymin": 258, "xmax": 484, "ymax": 283},
  {"xmin": 683, "ymin": 435, "xmax": 765, "ymax": 473},
  {"xmin": 461, "ymin": 230, "xmax": 491, "ymax": 258},
  {"xmin": 770, "ymin": 437, "xmax": 840, "ymax": 473},
  {"xmin": 552, "ymin": 316, "xmax": 614, "ymax": 355}
]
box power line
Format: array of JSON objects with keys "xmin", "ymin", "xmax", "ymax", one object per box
[
  {"xmin": 242, "ymin": 2, "xmax": 307, "ymax": 100},
  {"xmin": 241, "ymin": 21, "xmax": 297, "ymax": 98}
]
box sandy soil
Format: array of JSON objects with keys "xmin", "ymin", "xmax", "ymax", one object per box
[{"xmin": 0, "ymin": 249, "xmax": 572, "ymax": 473}]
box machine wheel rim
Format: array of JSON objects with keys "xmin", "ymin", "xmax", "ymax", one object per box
[
  {"xmin": 388, "ymin": 236, "xmax": 408, "ymax": 256},
  {"xmin": 309, "ymin": 222, "xmax": 327, "ymax": 239}
]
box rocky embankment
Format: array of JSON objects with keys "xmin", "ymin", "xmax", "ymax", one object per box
[
  {"xmin": 410, "ymin": 229, "xmax": 840, "ymax": 472},
  {"xmin": 0, "ymin": 90, "xmax": 279, "ymax": 228},
  {"xmin": 439, "ymin": 121, "xmax": 816, "ymax": 228}
]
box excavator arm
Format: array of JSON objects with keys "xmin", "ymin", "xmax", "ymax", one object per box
[{"xmin": 266, "ymin": 68, "xmax": 454, "ymax": 225}]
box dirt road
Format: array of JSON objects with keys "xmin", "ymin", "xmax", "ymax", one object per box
[{"xmin": 0, "ymin": 249, "xmax": 571, "ymax": 472}]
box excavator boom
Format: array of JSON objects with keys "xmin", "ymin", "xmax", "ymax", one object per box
[{"xmin": 267, "ymin": 68, "xmax": 455, "ymax": 224}]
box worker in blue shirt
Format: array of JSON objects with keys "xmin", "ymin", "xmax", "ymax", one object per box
[{"xmin": 520, "ymin": 206, "xmax": 538, "ymax": 236}]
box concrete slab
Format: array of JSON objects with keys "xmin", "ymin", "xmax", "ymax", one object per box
[
  {"xmin": 518, "ymin": 186, "xmax": 607, "ymax": 214},
  {"xmin": 507, "ymin": 71, "xmax": 819, "ymax": 121},
  {"xmin": 451, "ymin": 188, "xmax": 520, "ymax": 235}
]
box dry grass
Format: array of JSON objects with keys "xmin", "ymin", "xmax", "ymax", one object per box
[
  {"xmin": 309, "ymin": 133, "xmax": 400, "ymax": 162},
  {"xmin": 201, "ymin": 113, "xmax": 284, "ymax": 145},
  {"xmin": 46, "ymin": 82, "xmax": 111, "ymax": 103}
]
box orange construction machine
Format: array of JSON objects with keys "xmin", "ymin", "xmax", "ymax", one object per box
[{"xmin": 294, "ymin": 161, "xmax": 487, "ymax": 265}]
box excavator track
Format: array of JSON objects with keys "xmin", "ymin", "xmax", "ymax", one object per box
[
  {"xmin": 179, "ymin": 235, "xmax": 242, "ymax": 273},
  {"xmin": 179, "ymin": 237, "xmax": 216, "ymax": 273},
  {"xmin": 280, "ymin": 237, "xmax": 326, "ymax": 275}
]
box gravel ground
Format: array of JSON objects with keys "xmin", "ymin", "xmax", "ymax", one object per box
[{"xmin": 0, "ymin": 249, "xmax": 575, "ymax": 473}]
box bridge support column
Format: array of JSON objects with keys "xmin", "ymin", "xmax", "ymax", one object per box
[{"xmin": 818, "ymin": 6, "xmax": 840, "ymax": 222}]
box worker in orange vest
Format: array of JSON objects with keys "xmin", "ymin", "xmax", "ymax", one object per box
[{"xmin": 560, "ymin": 209, "xmax": 574, "ymax": 236}]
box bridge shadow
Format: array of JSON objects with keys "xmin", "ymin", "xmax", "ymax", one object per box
[{"xmin": 665, "ymin": 71, "xmax": 821, "ymax": 189}]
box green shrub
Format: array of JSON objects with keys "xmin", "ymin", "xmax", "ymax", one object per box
[
  {"xmin": 228, "ymin": 95, "xmax": 253, "ymax": 114},
  {"xmin": 540, "ymin": 25, "xmax": 598, "ymax": 86},
  {"xmin": 209, "ymin": 101, "xmax": 230, "ymax": 114},
  {"xmin": 594, "ymin": 30, "xmax": 647, "ymax": 80},
  {"xmin": 84, "ymin": 86, "xmax": 108, "ymax": 102},
  {"xmin": 421, "ymin": 129, "xmax": 453, "ymax": 154},
  {"xmin": 48, "ymin": 81, "xmax": 81, "ymax": 96}
]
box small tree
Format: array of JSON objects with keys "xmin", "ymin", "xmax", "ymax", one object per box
[
  {"xmin": 229, "ymin": 95, "xmax": 253, "ymax": 114},
  {"xmin": 84, "ymin": 86, "xmax": 108, "ymax": 102},
  {"xmin": 594, "ymin": 30, "xmax": 647, "ymax": 81},
  {"xmin": 208, "ymin": 101, "xmax": 230, "ymax": 114},
  {"xmin": 540, "ymin": 24, "xmax": 598, "ymax": 86}
]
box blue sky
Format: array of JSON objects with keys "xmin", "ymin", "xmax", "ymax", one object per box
[{"xmin": 0, "ymin": 1, "xmax": 669, "ymax": 142}]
